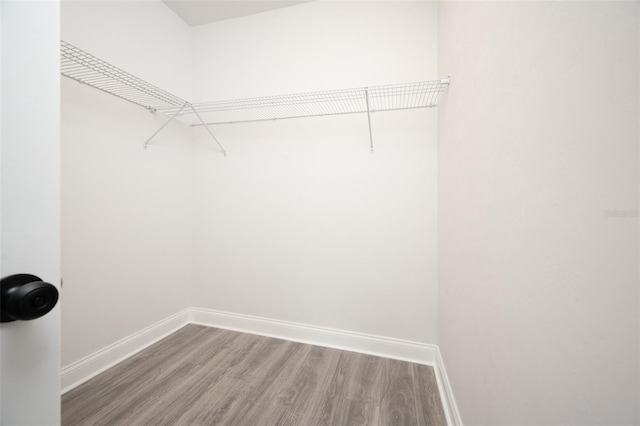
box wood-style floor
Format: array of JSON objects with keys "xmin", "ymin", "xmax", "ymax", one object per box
[{"xmin": 62, "ymin": 325, "xmax": 447, "ymax": 425}]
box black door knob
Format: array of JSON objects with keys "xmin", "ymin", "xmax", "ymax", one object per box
[{"xmin": 1, "ymin": 274, "xmax": 59, "ymax": 323}]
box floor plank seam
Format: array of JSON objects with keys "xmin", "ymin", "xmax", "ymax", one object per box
[{"xmin": 63, "ymin": 325, "xmax": 448, "ymax": 426}]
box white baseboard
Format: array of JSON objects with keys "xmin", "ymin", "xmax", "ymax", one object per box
[
  {"xmin": 190, "ymin": 307, "xmax": 437, "ymax": 366},
  {"xmin": 61, "ymin": 306, "xmax": 460, "ymax": 426},
  {"xmin": 435, "ymin": 348, "xmax": 463, "ymax": 426},
  {"xmin": 60, "ymin": 308, "xmax": 190, "ymax": 394},
  {"xmin": 191, "ymin": 307, "xmax": 463, "ymax": 424}
]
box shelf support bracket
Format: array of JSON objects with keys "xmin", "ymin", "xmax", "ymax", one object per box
[
  {"xmin": 189, "ymin": 104, "xmax": 227, "ymax": 156},
  {"xmin": 364, "ymin": 88, "xmax": 374, "ymax": 153},
  {"xmin": 144, "ymin": 102, "xmax": 189, "ymax": 150}
]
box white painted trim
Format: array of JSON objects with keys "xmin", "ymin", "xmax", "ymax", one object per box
[
  {"xmin": 61, "ymin": 307, "xmax": 461, "ymax": 426},
  {"xmin": 434, "ymin": 348, "xmax": 463, "ymax": 426},
  {"xmin": 60, "ymin": 308, "xmax": 190, "ymax": 394},
  {"xmin": 190, "ymin": 307, "xmax": 437, "ymax": 366}
]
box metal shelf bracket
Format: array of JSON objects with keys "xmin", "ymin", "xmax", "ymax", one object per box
[
  {"xmin": 143, "ymin": 102, "xmax": 227, "ymax": 155},
  {"xmin": 364, "ymin": 88, "xmax": 374, "ymax": 153},
  {"xmin": 143, "ymin": 102, "xmax": 189, "ymax": 150},
  {"xmin": 188, "ymin": 104, "xmax": 227, "ymax": 156}
]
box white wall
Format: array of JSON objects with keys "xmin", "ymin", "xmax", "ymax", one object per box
[
  {"xmin": 438, "ymin": 2, "xmax": 640, "ymax": 424},
  {"xmin": 61, "ymin": 0, "xmax": 193, "ymax": 367},
  {"xmin": 190, "ymin": 1, "xmax": 440, "ymax": 344}
]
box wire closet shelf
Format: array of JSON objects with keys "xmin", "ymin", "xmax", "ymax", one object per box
[
  {"xmin": 61, "ymin": 40, "xmax": 186, "ymax": 110},
  {"xmin": 157, "ymin": 80, "xmax": 450, "ymax": 126},
  {"xmin": 60, "ymin": 40, "xmax": 449, "ymax": 153}
]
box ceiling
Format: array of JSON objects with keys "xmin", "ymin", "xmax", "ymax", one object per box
[{"xmin": 162, "ymin": 0, "xmax": 313, "ymax": 27}]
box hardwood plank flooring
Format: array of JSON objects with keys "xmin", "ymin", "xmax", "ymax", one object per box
[{"xmin": 62, "ymin": 325, "xmax": 447, "ymax": 426}]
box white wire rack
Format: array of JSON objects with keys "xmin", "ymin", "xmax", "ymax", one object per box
[
  {"xmin": 61, "ymin": 40, "xmax": 186, "ymax": 110},
  {"xmin": 156, "ymin": 80, "xmax": 450, "ymax": 126},
  {"xmin": 60, "ymin": 40, "xmax": 225, "ymax": 152},
  {"xmin": 60, "ymin": 40, "xmax": 450, "ymax": 153}
]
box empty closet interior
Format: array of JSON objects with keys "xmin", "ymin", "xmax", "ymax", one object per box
[
  {"xmin": 60, "ymin": 1, "xmax": 640, "ymax": 425},
  {"xmin": 62, "ymin": 0, "xmax": 441, "ymax": 386}
]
